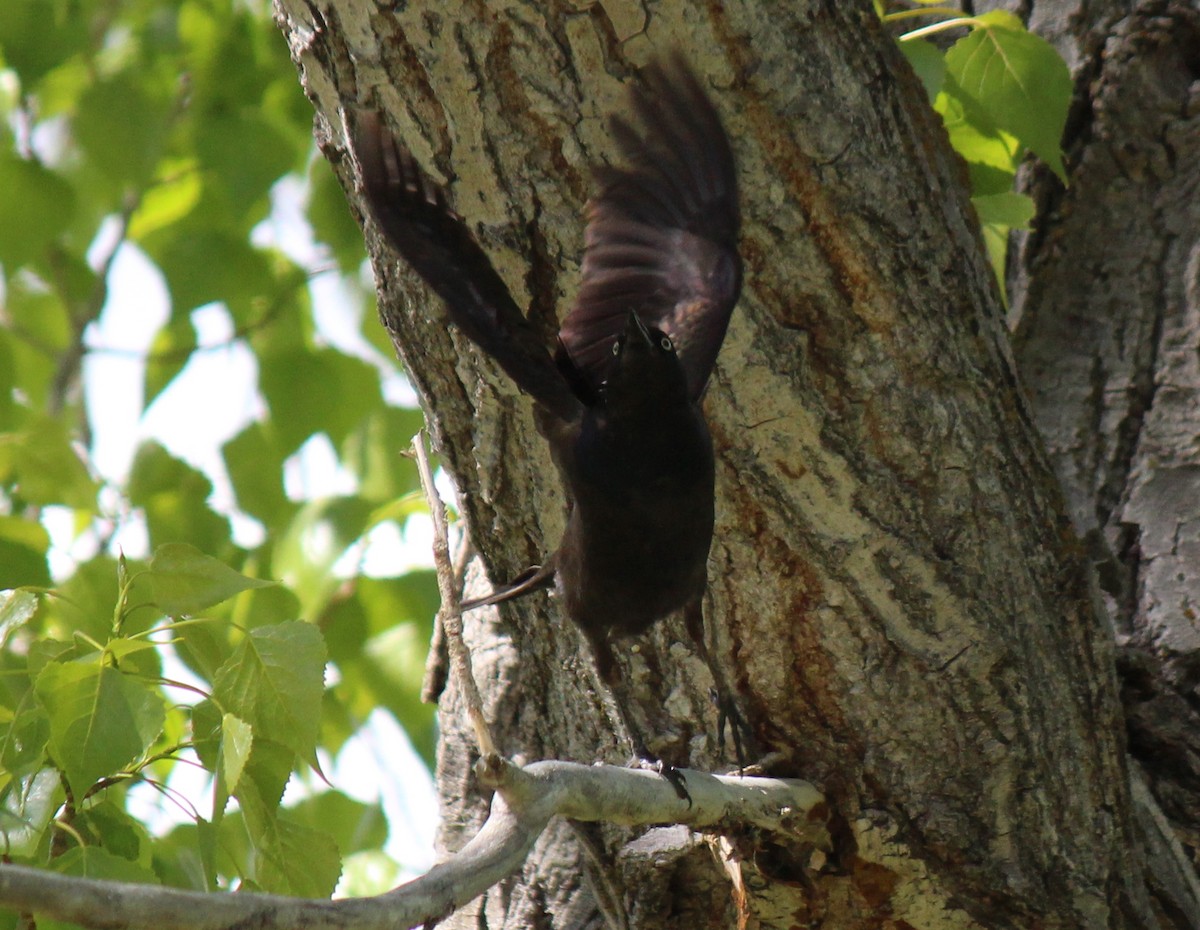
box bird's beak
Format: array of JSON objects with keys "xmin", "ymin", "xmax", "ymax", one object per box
[{"xmin": 624, "ymin": 311, "xmax": 652, "ymax": 346}]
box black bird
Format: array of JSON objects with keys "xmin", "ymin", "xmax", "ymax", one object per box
[{"xmin": 351, "ymin": 53, "xmax": 742, "ymax": 770}]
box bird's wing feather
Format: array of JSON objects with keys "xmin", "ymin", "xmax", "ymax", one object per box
[
  {"xmin": 557, "ymin": 52, "xmax": 741, "ymax": 400},
  {"xmin": 351, "ymin": 110, "xmax": 581, "ymax": 422}
]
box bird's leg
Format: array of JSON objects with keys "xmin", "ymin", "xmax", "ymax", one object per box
[
  {"xmin": 460, "ymin": 561, "xmax": 556, "ymax": 611},
  {"xmin": 683, "ymin": 596, "xmax": 756, "ymax": 769},
  {"xmin": 588, "ymin": 633, "xmax": 691, "ymax": 804}
]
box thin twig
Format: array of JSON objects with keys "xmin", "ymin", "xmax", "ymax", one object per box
[
  {"xmin": 451, "ymin": 524, "xmax": 473, "ymax": 592},
  {"xmin": 411, "ymin": 430, "xmax": 498, "ymax": 758},
  {"xmin": 421, "ymin": 525, "xmax": 471, "ymax": 704}
]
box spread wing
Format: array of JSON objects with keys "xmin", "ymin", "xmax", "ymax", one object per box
[
  {"xmin": 557, "ymin": 52, "xmax": 742, "ymax": 401},
  {"xmin": 351, "ymin": 110, "xmax": 581, "ymax": 423}
]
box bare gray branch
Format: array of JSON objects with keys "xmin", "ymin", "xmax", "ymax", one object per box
[{"xmin": 0, "ymin": 761, "xmax": 823, "ymax": 930}]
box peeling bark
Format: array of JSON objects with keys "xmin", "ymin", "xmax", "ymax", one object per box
[{"xmin": 274, "ymin": 0, "xmax": 1199, "ymax": 926}]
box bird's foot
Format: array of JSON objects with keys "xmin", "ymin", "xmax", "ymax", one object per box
[
  {"xmin": 460, "ymin": 562, "xmax": 554, "ymax": 611},
  {"xmin": 630, "ymin": 753, "xmax": 691, "ymax": 805}
]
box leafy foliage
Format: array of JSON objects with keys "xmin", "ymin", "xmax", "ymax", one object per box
[
  {"xmin": 0, "ymin": 0, "xmax": 436, "ymax": 905},
  {"xmin": 884, "ymin": 4, "xmax": 1072, "ymax": 295}
]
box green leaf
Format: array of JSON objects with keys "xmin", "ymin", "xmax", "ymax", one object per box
[
  {"xmin": 0, "ymin": 589, "xmax": 39, "ymax": 649},
  {"xmin": 974, "ymin": 192, "xmax": 1036, "ymax": 300},
  {"xmin": 0, "ymin": 415, "xmax": 98, "ymax": 509},
  {"xmin": 0, "ymin": 156, "xmax": 76, "ymax": 267},
  {"xmin": 149, "ymin": 817, "xmax": 221, "ymax": 891},
  {"xmin": 2, "ymin": 285, "xmax": 70, "ymax": 411},
  {"xmin": 965, "ymin": 162, "xmax": 1018, "ymax": 198},
  {"xmin": 0, "ymin": 0, "xmax": 90, "ymax": 86},
  {"xmin": 324, "ymin": 566, "xmax": 441, "ymax": 676},
  {"xmin": 232, "ymin": 584, "xmax": 303, "ymax": 632},
  {"xmin": 945, "ymin": 11, "xmax": 1071, "ymax": 182},
  {"xmin": 252, "ymin": 818, "xmax": 341, "ymax": 898},
  {"xmin": 0, "ymin": 769, "xmax": 63, "ymax": 857},
  {"xmin": 26, "ymin": 639, "xmax": 77, "ymax": 679},
  {"xmin": 5, "ymin": 277, "xmax": 71, "ymax": 354},
  {"xmin": 190, "ymin": 699, "xmax": 223, "ymax": 774},
  {"xmin": 211, "ymin": 622, "xmax": 326, "ymax": 766},
  {"xmin": 240, "ymin": 737, "xmax": 295, "ymax": 818},
  {"xmin": 337, "ymin": 850, "xmax": 401, "ymax": 898},
  {"xmin": 222, "ymin": 422, "xmax": 291, "ymax": 527},
  {"xmin": 98, "ymin": 638, "xmax": 160, "ymax": 663},
  {"xmin": 30, "ymin": 53, "xmax": 90, "ymax": 121},
  {"xmin": 142, "ymin": 543, "xmax": 274, "ymax": 616},
  {"xmin": 326, "ymin": 573, "xmax": 438, "ymax": 765},
  {"xmin": 340, "ymin": 406, "xmax": 425, "ymax": 503},
  {"xmin": 899, "ymin": 38, "xmax": 946, "ymax": 100},
  {"xmin": 44, "ymin": 246, "xmax": 100, "ymax": 310},
  {"xmin": 142, "ymin": 226, "xmax": 274, "ymax": 316},
  {"xmin": 52, "ymin": 555, "xmax": 123, "ymax": 646},
  {"xmin": 220, "ymin": 712, "xmax": 253, "ymax": 792},
  {"xmin": 321, "ymin": 590, "xmax": 369, "ymax": 666},
  {"xmin": 76, "ymin": 800, "xmax": 153, "ymax": 864},
  {"xmin": 52, "ymin": 845, "xmax": 160, "ymax": 885},
  {"xmin": 173, "ymin": 618, "xmax": 233, "ymax": 684},
  {"xmin": 307, "ymin": 154, "xmax": 367, "ymax": 274},
  {"xmin": 213, "ymin": 731, "xmax": 296, "ymax": 854},
  {"xmin": 128, "ymin": 160, "xmax": 204, "ymax": 241},
  {"xmin": 106, "ymin": 628, "xmax": 168, "ymax": 681},
  {"xmin": 972, "ymin": 191, "xmax": 1036, "ymax": 229},
  {"xmin": 274, "ymin": 497, "xmax": 375, "ymax": 616},
  {"xmin": 0, "ymin": 331, "xmax": 15, "ymax": 431},
  {"xmin": 286, "ymin": 790, "xmax": 387, "ymax": 858},
  {"xmin": 363, "ymin": 571, "xmax": 439, "ymax": 639},
  {"xmin": 362, "ymin": 620, "xmax": 437, "ymax": 764},
  {"xmin": 143, "ymin": 315, "xmax": 198, "ymax": 409},
  {"xmin": 194, "ymin": 109, "xmax": 300, "ymax": 222},
  {"xmin": 127, "ymin": 441, "xmax": 231, "ymax": 554},
  {"xmin": 934, "ymin": 76, "xmax": 1021, "ymax": 174},
  {"xmin": 0, "ymin": 515, "xmax": 51, "ymax": 589},
  {"xmin": 259, "ymin": 348, "xmax": 383, "ymax": 453},
  {"xmin": 74, "ymin": 71, "xmax": 173, "ymax": 188},
  {"xmin": 0, "ymin": 695, "xmax": 50, "ymax": 780},
  {"xmin": 35, "ymin": 660, "xmax": 166, "ymax": 799},
  {"xmin": 981, "ymin": 222, "xmax": 1011, "ymax": 303}
]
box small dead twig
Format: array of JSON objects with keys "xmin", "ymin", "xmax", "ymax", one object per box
[{"xmin": 411, "ymin": 430, "xmax": 498, "ymax": 759}]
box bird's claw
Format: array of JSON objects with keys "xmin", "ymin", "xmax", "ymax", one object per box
[
  {"xmin": 631, "ymin": 754, "xmax": 691, "ymax": 806},
  {"xmin": 657, "ymin": 759, "xmax": 692, "ymax": 806}
]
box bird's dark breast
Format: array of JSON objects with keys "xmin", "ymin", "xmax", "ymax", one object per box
[{"xmin": 556, "ymin": 409, "xmax": 715, "ymax": 638}]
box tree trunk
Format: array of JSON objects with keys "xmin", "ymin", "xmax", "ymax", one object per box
[
  {"xmin": 1002, "ymin": 0, "xmax": 1200, "ymax": 918},
  {"xmin": 273, "ymin": 1, "xmax": 1200, "ymax": 926}
]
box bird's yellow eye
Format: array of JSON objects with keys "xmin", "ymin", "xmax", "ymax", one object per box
[
  {"xmin": 659, "ymin": 335, "xmax": 673, "ymax": 351},
  {"xmin": 611, "ymin": 339, "xmax": 622, "ymax": 356}
]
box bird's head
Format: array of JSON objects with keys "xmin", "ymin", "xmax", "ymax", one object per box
[{"xmin": 601, "ymin": 311, "xmax": 690, "ymax": 410}]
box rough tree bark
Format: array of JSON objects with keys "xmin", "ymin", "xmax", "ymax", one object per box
[
  {"xmin": 273, "ymin": 1, "xmax": 1200, "ymax": 927},
  {"xmin": 1001, "ymin": 0, "xmax": 1200, "ymax": 920}
]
